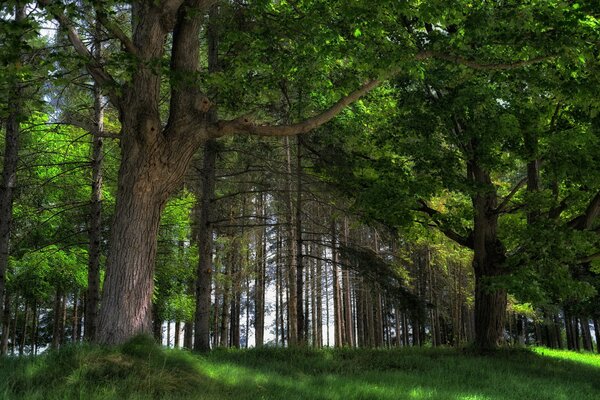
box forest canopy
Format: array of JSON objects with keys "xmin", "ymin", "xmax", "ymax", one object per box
[{"xmin": 0, "ymin": 0, "xmax": 598, "ymax": 355}]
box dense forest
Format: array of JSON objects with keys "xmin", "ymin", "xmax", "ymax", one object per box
[{"xmin": 0, "ymin": 0, "xmax": 599, "ymax": 361}]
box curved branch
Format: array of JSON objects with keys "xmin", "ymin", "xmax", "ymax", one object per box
[
  {"xmin": 417, "ymin": 200, "xmax": 474, "ymax": 249},
  {"xmin": 495, "ymin": 176, "xmax": 528, "ymax": 214},
  {"xmin": 38, "ymin": 0, "xmax": 119, "ymax": 103},
  {"xmin": 212, "ymin": 78, "xmax": 382, "ymax": 138}
]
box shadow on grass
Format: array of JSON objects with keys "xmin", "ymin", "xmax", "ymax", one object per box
[
  {"xmin": 199, "ymin": 346, "xmax": 600, "ymax": 400},
  {"xmin": 1, "ymin": 342, "xmax": 599, "ymax": 400}
]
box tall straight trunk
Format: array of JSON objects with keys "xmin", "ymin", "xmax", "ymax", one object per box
[
  {"xmin": 342, "ymin": 219, "xmax": 354, "ymax": 347},
  {"xmin": 174, "ymin": 320, "xmax": 181, "ymax": 348},
  {"xmin": 1, "ymin": 293, "xmax": 10, "ymax": 354},
  {"xmin": 166, "ymin": 321, "xmax": 171, "ymax": 347},
  {"xmin": 72, "ymin": 291, "xmax": 79, "ymax": 342},
  {"xmin": 315, "ymin": 244, "xmax": 323, "ymax": 348},
  {"xmin": 284, "ymin": 137, "xmax": 298, "ymax": 345},
  {"xmin": 295, "ymin": 138, "xmax": 305, "ymax": 343},
  {"xmin": 152, "ymin": 303, "xmax": 162, "ymax": 343},
  {"xmin": 0, "ymin": 5, "xmax": 25, "ymax": 354},
  {"xmin": 593, "ymin": 319, "xmax": 600, "ymax": 354},
  {"xmin": 219, "ymin": 254, "xmax": 231, "ymax": 347},
  {"xmin": 85, "ymin": 19, "xmax": 105, "ymax": 342},
  {"xmin": 254, "ymin": 192, "xmax": 266, "ymax": 347},
  {"xmin": 31, "ymin": 301, "xmax": 37, "ymax": 355},
  {"xmin": 19, "ymin": 303, "xmax": 28, "ymax": 356},
  {"xmin": 52, "ymin": 290, "xmax": 63, "ymax": 349},
  {"xmin": 193, "ymin": 4, "xmax": 219, "ymax": 352},
  {"xmin": 193, "ymin": 140, "xmax": 218, "ymax": 351},
  {"xmin": 581, "ymin": 318, "xmax": 593, "ymax": 352},
  {"xmin": 469, "ymin": 149, "xmax": 507, "ymax": 350},
  {"xmin": 230, "ymin": 245, "xmax": 241, "ymax": 348},
  {"xmin": 331, "ymin": 221, "xmax": 343, "ymax": 347},
  {"xmin": 275, "ymin": 230, "xmax": 282, "ymax": 346}
]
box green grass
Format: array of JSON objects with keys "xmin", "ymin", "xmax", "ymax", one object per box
[{"xmin": 0, "ymin": 337, "xmax": 599, "ymax": 400}]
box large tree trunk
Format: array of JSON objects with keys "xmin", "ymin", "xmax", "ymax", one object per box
[
  {"xmin": 96, "ymin": 154, "xmax": 174, "ymax": 344},
  {"xmin": 470, "ymin": 156, "xmax": 507, "ymax": 350}
]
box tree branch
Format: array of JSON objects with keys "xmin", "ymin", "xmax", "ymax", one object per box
[
  {"xmin": 417, "ymin": 200, "xmax": 474, "ymax": 249},
  {"xmin": 211, "ymin": 78, "xmax": 382, "ymax": 138},
  {"xmin": 577, "ymin": 251, "xmax": 600, "ymax": 264},
  {"xmin": 416, "ymin": 50, "xmax": 554, "ymax": 70},
  {"xmin": 38, "ymin": 0, "xmax": 119, "ymax": 103},
  {"xmin": 495, "ymin": 176, "xmax": 528, "ymax": 214}
]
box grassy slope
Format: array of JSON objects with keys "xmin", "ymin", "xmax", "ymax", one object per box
[{"xmin": 0, "ymin": 336, "xmax": 599, "ymax": 400}]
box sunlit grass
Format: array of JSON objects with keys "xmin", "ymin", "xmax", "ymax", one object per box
[{"xmin": 0, "ymin": 337, "xmax": 599, "ymax": 399}]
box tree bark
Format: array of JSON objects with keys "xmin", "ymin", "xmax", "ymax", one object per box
[
  {"xmin": 193, "ymin": 140, "xmax": 218, "ymax": 351},
  {"xmin": 470, "ymin": 144, "xmax": 508, "ymax": 350}
]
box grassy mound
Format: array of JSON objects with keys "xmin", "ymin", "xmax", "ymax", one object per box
[
  {"xmin": 0, "ymin": 335, "xmax": 205, "ymax": 400},
  {"xmin": 0, "ymin": 339, "xmax": 599, "ymax": 399}
]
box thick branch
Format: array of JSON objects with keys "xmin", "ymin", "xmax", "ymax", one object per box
[
  {"xmin": 38, "ymin": 0, "xmax": 118, "ymax": 103},
  {"xmin": 167, "ymin": 0, "xmax": 212, "ymax": 135},
  {"xmin": 495, "ymin": 176, "xmax": 528, "ymax": 214},
  {"xmin": 417, "ymin": 200, "xmax": 474, "ymax": 249},
  {"xmin": 577, "ymin": 251, "xmax": 600, "ymax": 264},
  {"xmin": 212, "ymin": 78, "xmax": 382, "ymax": 138},
  {"xmin": 416, "ymin": 50, "xmax": 553, "ymax": 70}
]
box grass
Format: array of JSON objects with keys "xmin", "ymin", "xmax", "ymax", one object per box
[{"xmin": 0, "ymin": 336, "xmax": 599, "ymax": 400}]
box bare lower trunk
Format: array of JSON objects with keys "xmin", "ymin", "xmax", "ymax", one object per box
[
  {"xmin": 471, "ymin": 156, "xmax": 507, "ymax": 350},
  {"xmin": 96, "ymin": 162, "xmax": 171, "ymax": 344},
  {"xmin": 194, "ymin": 140, "xmax": 217, "ymax": 351},
  {"xmin": 254, "ymin": 193, "xmax": 266, "ymax": 347}
]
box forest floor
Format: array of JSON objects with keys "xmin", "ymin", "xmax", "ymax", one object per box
[{"xmin": 0, "ymin": 336, "xmax": 598, "ymax": 400}]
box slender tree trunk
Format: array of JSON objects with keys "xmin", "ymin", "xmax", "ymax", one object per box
[
  {"xmin": 1, "ymin": 293, "xmax": 10, "ymax": 354},
  {"xmin": 581, "ymin": 318, "xmax": 593, "ymax": 352},
  {"xmin": 152, "ymin": 303, "xmax": 162, "ymax": 343},
  {"xmin": 174, "ymin": 320, "xmax": 181, "ymax": 348},
  {"xmin": 219, "ymin": 252, "xmax": 231, "ymax": 347},
  {"xmin": 331, "ymin": 221, "xmax": 343, "ymax": 347},
  {"xmin": 193, "ymin": 140, "xmax": 218, "ymax": 351},
  {"xmin": 52, "ymin": 290, "xmax": 63, "ymax": 349},
  {"xmin": 0, "ymin": 5, "xmax": 25, "ymax": 355},
  {"xmin": 72, "ymin": 291, "xmax": 79, "ymax": 342},
  {"xmin": 85, "ymin": 19, "xmax": 105, "ymax": 342},
  {"xmin": 193, "ymin": 3, "xmax": 219, "ymax": 352},
  {"xmin": 284, "ymin": 137, "xmax": 298, "ymax": 345},
  {"xmin": 254, "ymin": 193, "xmax": 266, "ymax": 347},
  {"xmin": 593, "ymin": 319, "xmax": 600, "ymax": 354},
  {"xmin": 31, "ymin": 301, "xmax": 37, "ymax": 355},
  {"xmin": 295, "ymin": 138, "xmax": 305, "ymax": 343}
]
